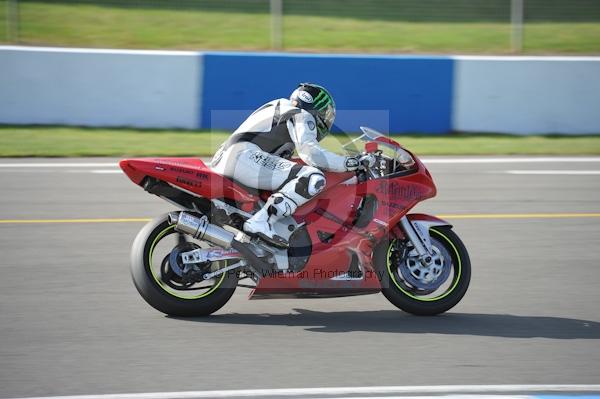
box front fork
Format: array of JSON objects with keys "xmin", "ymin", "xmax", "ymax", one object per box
[{"xmin": 399, "ymin": 216, "xmax": 448, "ymax": 266}]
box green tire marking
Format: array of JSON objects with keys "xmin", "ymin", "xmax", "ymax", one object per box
[
  {"xmin": 148, "ymin": 224, "xmax": 226, "ymax": 300},
  {"xmin": 386, "ymin": 228, "xmax": 462, "ymax": 302}
]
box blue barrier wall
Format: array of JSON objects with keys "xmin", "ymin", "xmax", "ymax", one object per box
[{"xmin": 201, "ymin": 52, "xmax": 454, "ymax": 134}]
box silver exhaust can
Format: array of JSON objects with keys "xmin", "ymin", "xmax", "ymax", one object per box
[{"xmin": 168, "ymin": 212, "xmax": 234, "ymax": 249}]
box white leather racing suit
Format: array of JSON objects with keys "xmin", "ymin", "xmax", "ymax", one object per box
[{"xmin": 210, "ymin": 98, "xmax": 357, "ymax": 247}]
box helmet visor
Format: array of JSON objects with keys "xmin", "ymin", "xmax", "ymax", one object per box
[{"xmin": 316, "ymin": 98, "xmax": 336, "ymax": 140}]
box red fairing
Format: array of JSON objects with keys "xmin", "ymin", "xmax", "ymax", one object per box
[
  {"xmin": 407, "ymin": 213, "xmax": 451, "ymax": 226},
  {"xmin": 252, "ymin": 160, "xmax": 437, "ymax": 295},
  {"xmin": 119, "ymin": 157, "xmax": 259, "ymax": 204}
]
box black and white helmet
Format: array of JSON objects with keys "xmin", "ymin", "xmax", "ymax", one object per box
[{"xmin": 290, "ymin": 83, "xmax": 336, "ymax": 141}]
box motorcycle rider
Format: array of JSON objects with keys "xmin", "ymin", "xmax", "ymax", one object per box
[{"xmin": 210, "ymin": 83, "xmax": 374, "ymax": 248}]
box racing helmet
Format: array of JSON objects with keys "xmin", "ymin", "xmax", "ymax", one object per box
[{"xmin": 290, "ymin": 83, "xmax": 336, "ymax": 141}]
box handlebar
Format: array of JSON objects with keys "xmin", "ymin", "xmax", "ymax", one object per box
[{"xmin": 356, "ymin": 152, "xmax": 381, "ymax": 181}]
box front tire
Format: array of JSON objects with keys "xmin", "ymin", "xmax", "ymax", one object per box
[
  {"xmin": 375, "ymin": 226, "xmax": 471, "ymax": 315},
  {"xmin": 130, "ymin": 214, "xmax": 237, "ymax": 316}
]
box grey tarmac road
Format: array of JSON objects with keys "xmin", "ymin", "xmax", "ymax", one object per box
[{"xmin": 1, "ymin": 157, "xmax": 599, "ymax": 398}]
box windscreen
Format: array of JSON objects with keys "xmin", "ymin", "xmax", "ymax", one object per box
[{"xmin": 342, "ymin": 126, "xmax": 415, "ymax": 172}]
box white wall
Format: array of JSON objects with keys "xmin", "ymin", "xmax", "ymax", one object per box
[
  {"xmin": 0, "ymin": 46, "xmax": 202, "ymax": 129},
  {"xmin": 453, "ymin": 56, "xmax": 600, "ymax": 134}
]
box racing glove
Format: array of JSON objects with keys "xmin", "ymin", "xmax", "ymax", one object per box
[{"xmin": 344, "ymin": 153, "xmax": 376, "ymax": 171}]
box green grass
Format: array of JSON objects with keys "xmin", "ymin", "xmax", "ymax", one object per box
[
  {"xmin": 1, "ymin": 126, "xmax": 600, "ymax": 157},
  {"xmin": 3, "ymin": 1, "xmax": 599, "ymax": 53},
  {"xmin": 14, "ymin": 3, "xmax": 271, "ymax": 50},
  {"xmin": 0, "ymin": 1, "xmax": 6, "ymax": 43},
  {"xmin": 0, "ymin": 126, "xmax": 231, "ymax": 157}
]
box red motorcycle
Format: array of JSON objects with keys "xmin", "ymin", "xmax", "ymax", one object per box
[{"xmin": 120, "ymin": 127, "xmax": 470, "ymax": 316}]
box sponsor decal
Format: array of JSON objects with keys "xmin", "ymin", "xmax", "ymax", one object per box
[
  {"xmin": 307, "ymin": 120, "xmax": 316, "ymax": 131},
  {"xmin": 376, "ymin": 181, "xmax": 427, "ymax": 201},
  {"xmin": 298, "ymin": 90, "xmax": 314, "ymax": 103},
  {"xmin": 176, "ymin": 176, "xmax": 202, "ymax": 187},
  {"xmin": 380, "ymin": 200, "xmax": 403, "ymax": 210},
  {"xmin": 345, "ymin": 157, "xmax": 359, "ymax": 169},
  {"xmin": 163, "ymin": 160, "xmax": 195, "ymax": 166},
  {"xmin": 313, "ymin": 91, "xmax": 331, "ymax": 111},
  {"xmin": 195, "ymin": 172, "xmax": 209, "ymax": 180},
  {"xmin": 249, "ymin": 151, "xmax": 291, "ymax": 171},
  {"xmin": 170, "ymin": 166, "xmax": 193, "ymax": 174}
]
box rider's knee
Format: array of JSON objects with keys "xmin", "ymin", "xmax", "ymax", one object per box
[{"xmin": 295, "ymin": 166, "xmax": 326, "ymax": 199}]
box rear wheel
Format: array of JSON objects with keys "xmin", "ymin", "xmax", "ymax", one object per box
[
  {"xmin": 375, "ymin": 226, "xmax": 470, "ymax": 315},
  {"xmin": 130, "ymin": 214, "xmax": 237, "ymax": 316}
]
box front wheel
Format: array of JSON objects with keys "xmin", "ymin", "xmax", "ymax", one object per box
[
  {"xmin": 130, "ymin": 214, "xmax": 237, "ymax": 316},
  {"xmin": 375, "ymin": 226, "xmax": 471, "ymax": 315}
]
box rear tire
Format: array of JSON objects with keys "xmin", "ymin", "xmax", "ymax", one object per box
[
  {"xmin": 130, "ymin": 214, "xmax": 237, "ymax": 316},
  {"xmin": 375, "ymin": 226, "xmax": 470, "ymax": 316}
]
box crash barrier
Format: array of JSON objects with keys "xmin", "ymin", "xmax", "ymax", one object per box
[
  {"xmin": 1, "ymin": 46, "xmax": 599, "ymax": 134},
  {"xmin": 0, "ymin": 46, "xmax": 202, "ymax": 129},
  {"xmin": 200, "ymin": 52, "xmax": 454, "ymax": 134},
  {"xmin": 452, "ymin": 56, "xmax": 600, "ymax": 135}
]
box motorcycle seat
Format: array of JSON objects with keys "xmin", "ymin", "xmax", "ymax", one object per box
[
  {"xmin": 224, "ymin": 178, "xmax": 261, "ymax": 197},
  {"xmin": 206, "ymin": 165, "xmax": 270, "ymax": 200}
]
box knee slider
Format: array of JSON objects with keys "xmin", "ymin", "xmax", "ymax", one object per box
[{"xmin": 295, "ymin": 171, "xmax": 326, "ymax": 199}]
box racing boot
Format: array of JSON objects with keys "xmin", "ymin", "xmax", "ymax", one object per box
[{"xmin": 243, "ymin": 193, "xmax": 296, "ymax": 249}]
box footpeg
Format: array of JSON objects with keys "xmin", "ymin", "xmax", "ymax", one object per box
[{"xmin": 256, "ymin": 232, "xmax": 289, "ymax": 249}]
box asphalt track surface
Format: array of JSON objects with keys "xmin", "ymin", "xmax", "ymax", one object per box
[{"xmin": 1, "ymin": 157, "xmax": 599, "ymax": 398}]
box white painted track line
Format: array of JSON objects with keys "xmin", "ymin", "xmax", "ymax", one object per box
[
  {"xmin": 9, "ymin": 385, "xmax": 600, "ymax": 399},
  {"xmin": 505, "ymin": 170, "xmax": 600, "ymax": 175},
  {"xmin": 90, "ymin": 170, "xmax": 123, "ymax": 174},
  {"xmin": 0, "ymin": 163, "xmax": 118, "ymax": 168}
]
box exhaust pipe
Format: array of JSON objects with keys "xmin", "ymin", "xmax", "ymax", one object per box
[
  {"xmin": 168, "ymin": 211, "xmax": 274, "ymax": 276},
  {"xmin": 168, "ymin": 211, "xmax": 234, "ymax": 249}
]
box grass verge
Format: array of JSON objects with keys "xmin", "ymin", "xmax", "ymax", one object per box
[
  {"xmin": 2, "ymin": 2, "xmax": 599, "ymax": 54},
  {"xmin": 1, "ymin": 126, "xmax": 600, "ymax": 157}
]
